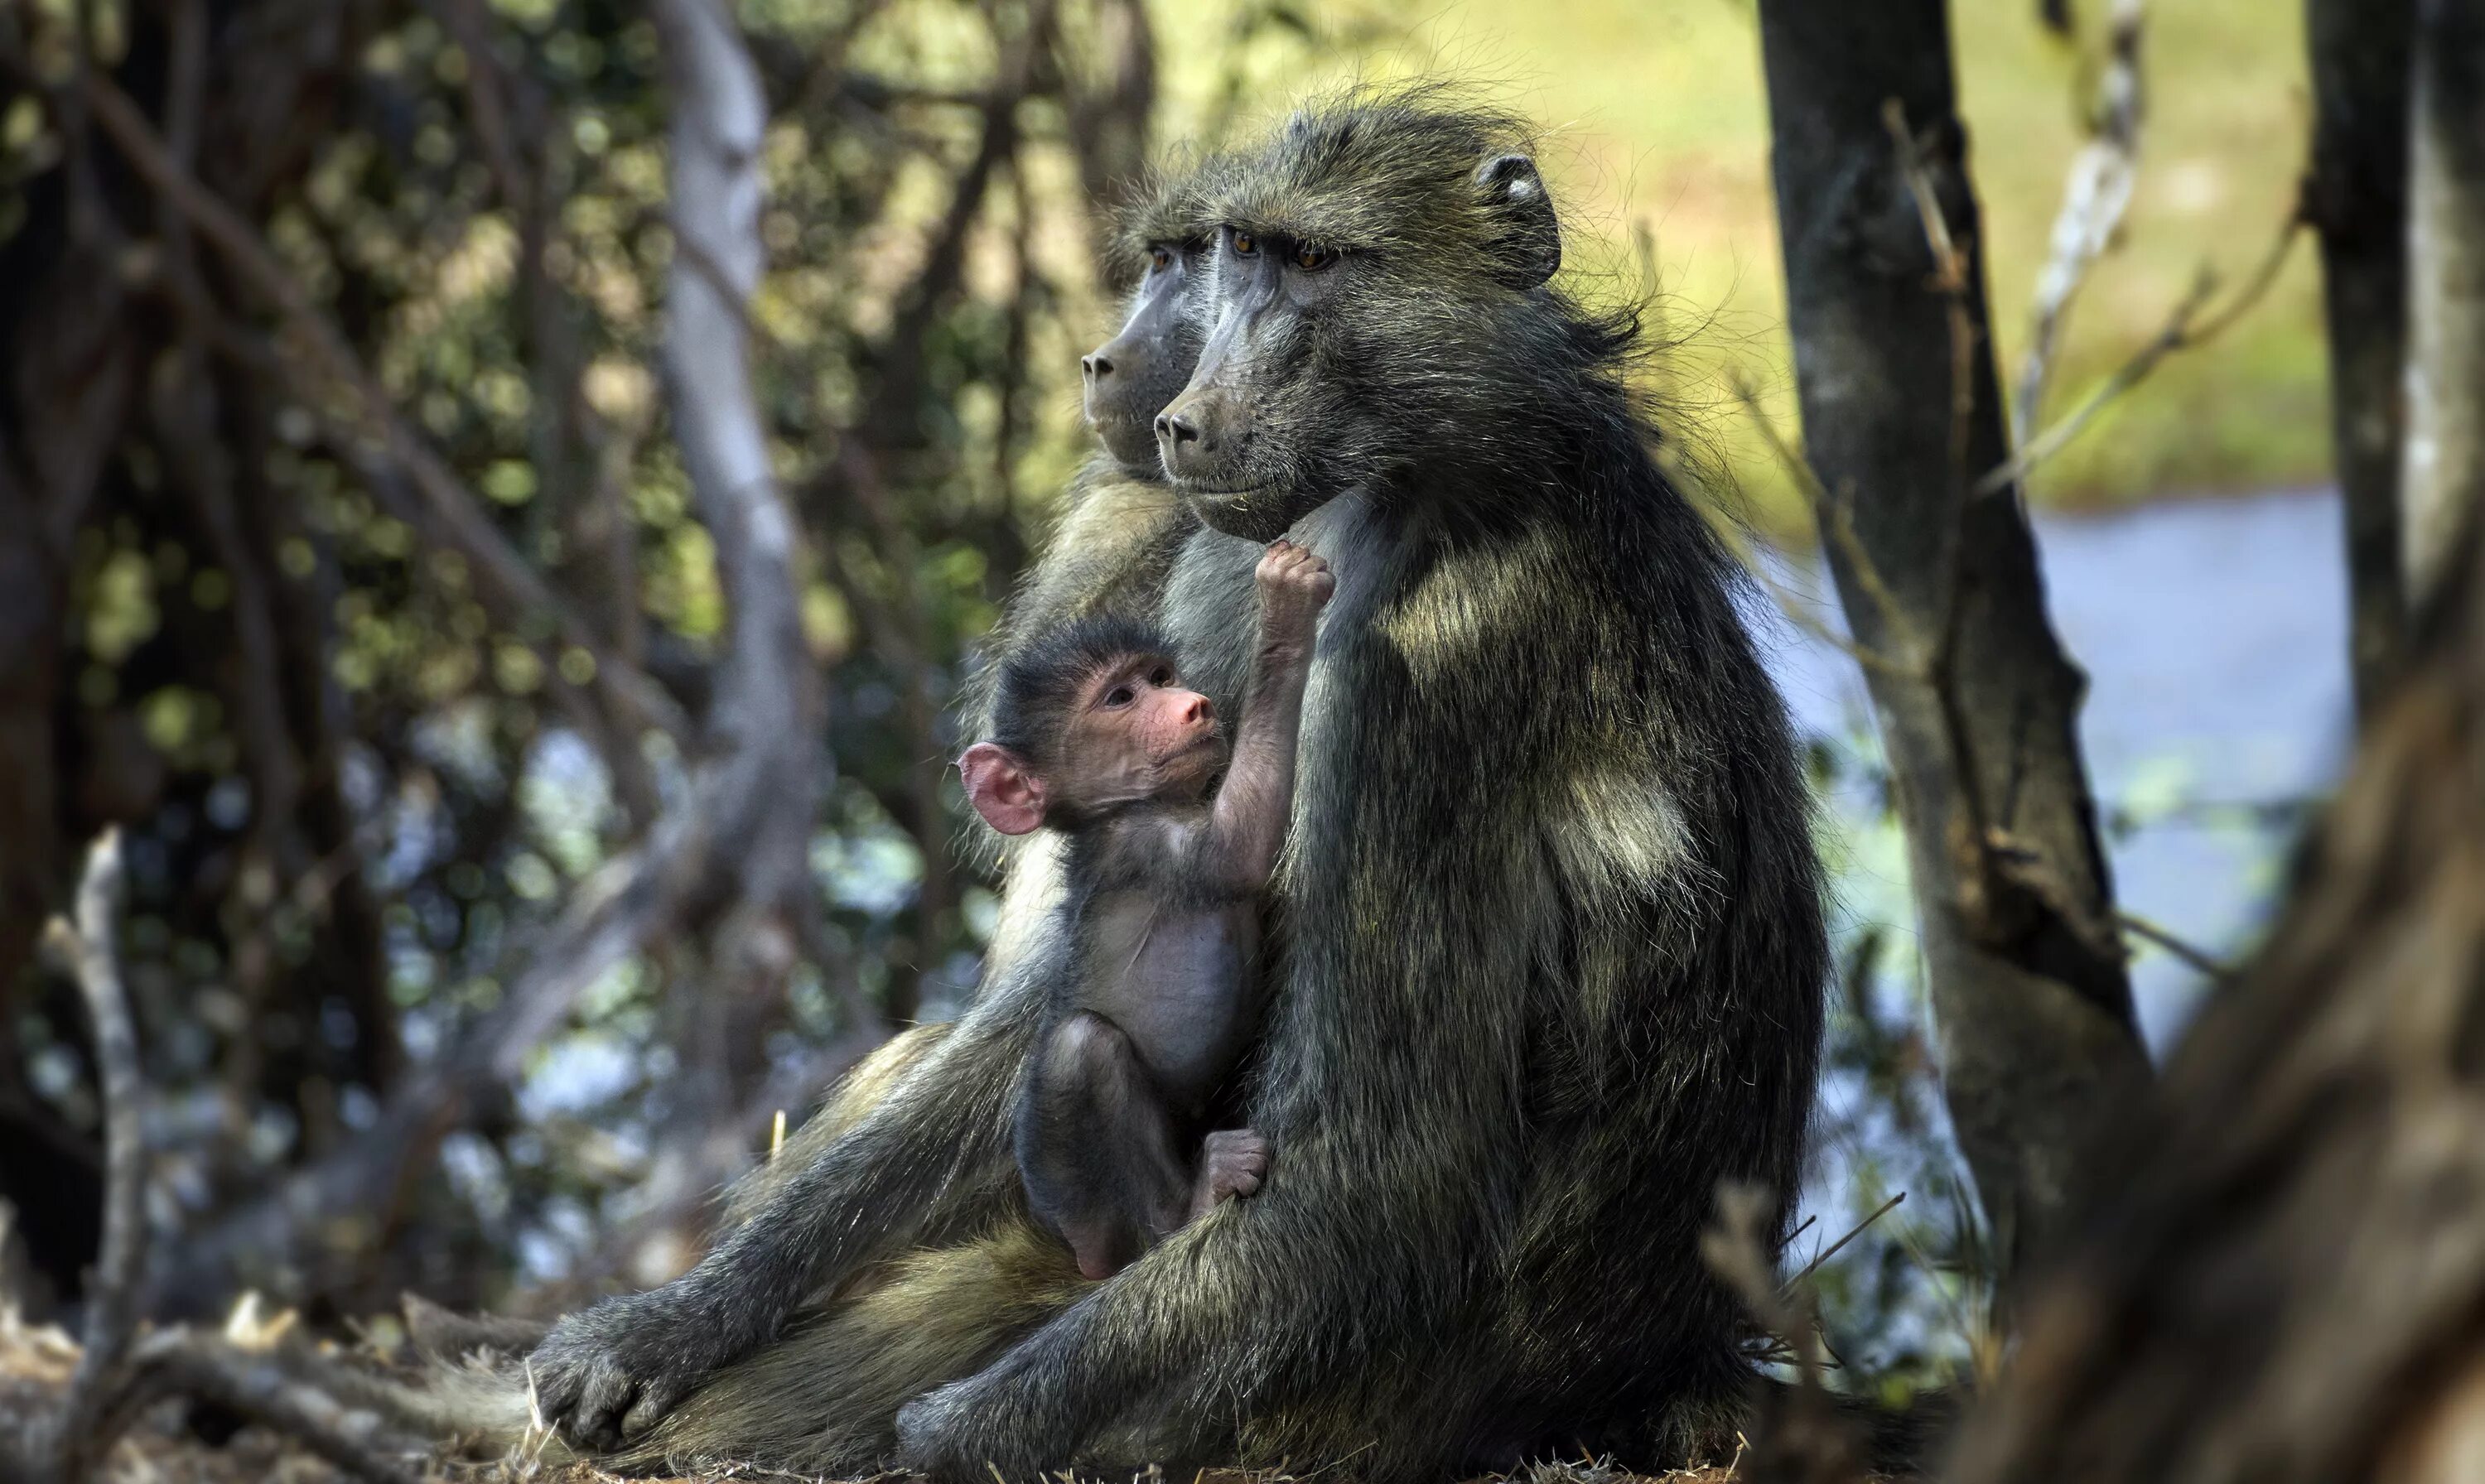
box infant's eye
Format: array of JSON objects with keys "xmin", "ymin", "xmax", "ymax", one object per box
[
  {"xmin": 1231, "ymin": 231, "xmax": 1257, "ymax": 258},
  {"xmin": 1105, "ymin": 686, "xmax": 1134, "ymax": 707},
  {"xmin": 1293, "ymin": 243, "xmax": 1333, "ymax": 272},
  {"xmin": 1151, "ymin": 665, "xmax": 1174, "ymax": 686}
]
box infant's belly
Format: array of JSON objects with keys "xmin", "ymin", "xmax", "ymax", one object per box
[{"xmin": 1088, "ymin": 911, "xmax": 1255, "ymax": 1104}]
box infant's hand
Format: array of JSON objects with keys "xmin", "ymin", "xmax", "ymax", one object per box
[{"xmin": 1256, "ymin": 539, "xmax": 1334, "ymax": 643}]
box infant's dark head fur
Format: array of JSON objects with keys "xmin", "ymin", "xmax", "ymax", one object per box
[{"xmin": 986, "ymin": 612, "xmax": 1183, "ymax": 768}]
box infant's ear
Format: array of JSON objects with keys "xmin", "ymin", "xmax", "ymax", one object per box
[{"xmin": 959, "ymin": 743, "xmax": 1046, "ymax": 836}]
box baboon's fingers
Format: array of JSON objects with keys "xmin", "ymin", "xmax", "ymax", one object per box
[
  {"xmin": 567, "ymin": 1361, "xmax": 641, "ymax": 1453},
  {"xmin": 620, "ymin": 1376, "xmax": 688, "ymax": 1443}
]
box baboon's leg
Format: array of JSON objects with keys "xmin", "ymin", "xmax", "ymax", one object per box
[
  {"xmin": 1016, "ymin": 1010, "xmax": 1194, "ymax": 1279},
  {"xmin": 609, "ymin": 1221, "xmax": 1092, "ymax": 1477},
  {"xmin": 528, "ymin": 923, "xmax": 1063, "ymax": 1452}
]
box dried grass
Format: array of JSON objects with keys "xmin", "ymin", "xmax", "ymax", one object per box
[{"xmin": 0, "ymin": 1316, "xmax": 1741, "ymax": 1484}]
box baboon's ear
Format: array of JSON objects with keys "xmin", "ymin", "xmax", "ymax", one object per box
[
  {"xmin": 1474, "ymin": 153, "xmax": 1561, "ymax": 289},
  {"xmin": 960, "ymin": 743, "xmax": 1046, "ymax": 836}
]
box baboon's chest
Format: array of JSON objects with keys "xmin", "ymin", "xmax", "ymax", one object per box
[{"xmin": 1077, "ymin": 890, "xmax": 1261, "ymax": 1107}]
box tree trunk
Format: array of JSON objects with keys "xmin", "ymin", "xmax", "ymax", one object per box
[
  {"xmin": 2306, "ymin": 0, "xmax": 2415, "ymax": 714},
  {"xmin": 1755, "ymin": 0, "xmax": 2150, "ymax": 1286},
  {"xmin": 2402, "ymin": 0, "xmax": 2485, "ymax": 601}
]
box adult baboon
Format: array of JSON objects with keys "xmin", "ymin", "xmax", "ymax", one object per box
[{"xmin": 495, "ymin": 90, "xmax": 1822, "ymax": 1482}]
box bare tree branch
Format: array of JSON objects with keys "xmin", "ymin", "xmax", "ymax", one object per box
[
  {"xmin": 2015, "ymin": 0, "xmax": 2145, "ymax": 450},
  {"xmin": 1948, "ymin": 511, "xmax": 2485, "ymax": 1484},
  {"xmin": 2117, "ymin": 909, "xmax": 2232, "ymax": 980},
  {"xmin": 1980, "ymin": 211, "xmax": 2303, "ymax": 498},
  {"xmin": 34, "ymin": 831, "xmax": 141, "ymax": 1484},
  {"xmin": 1759, "ymin": 6, "xmax": 2150, "ymax": 1287}
]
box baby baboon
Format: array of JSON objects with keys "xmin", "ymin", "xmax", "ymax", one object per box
[{"xmin": 963, "ymin": 542, "xmax": 1331, "ymax": 1279}]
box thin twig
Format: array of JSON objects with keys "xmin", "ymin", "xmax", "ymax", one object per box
[
  {"xmin": 1700, "ymin": 1181, "xmax": 1823, "ymax": 1385},
  {"xmin": 1783, "ymin": 1191, "xmax": 1907, "ymax": 1293},
  {"xmin": 1979, "ymin": 205, "xmax": 2304, "ymax": 495},
  {"xmin": 2118, "ymin": 910, "xmax": 2232, "ymax": 980},
  {"xmin": 1724, "ymin": 373, "xmax": 1923, "ymax": 681},
  {"xmin": 1882, "ymin": 97, "xmax": 1978, "ymax": 512},
  {"xmin": 38, "ymin": 830, "xmax": 142, "ymax": 1484}
]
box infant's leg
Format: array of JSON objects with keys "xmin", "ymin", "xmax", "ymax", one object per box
[{"xmin": 1015, "ymin": 1009, "xmax": 1194, "ymax": 1279}]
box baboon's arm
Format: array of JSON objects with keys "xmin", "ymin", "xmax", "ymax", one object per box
[
  {"xmin": 1204, "ymin": 542, "xmax": 1328, "ymax": 888},
  {"xmin": 1204, "ymin": 634, "xmax": 1316, "ymax": 889}
]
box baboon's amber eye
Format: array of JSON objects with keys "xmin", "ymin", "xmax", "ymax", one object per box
[
  {"xmin": 1149, "ymin": 246, "xmax": 1172, "ymax": 272},
  {"xmin": 1294, "ymin": 243, "xmax": 1333, "ymax": 271},
  {"xmin": 1231, "ymin": 231, "xmax": 1258, "ymax": 258}
]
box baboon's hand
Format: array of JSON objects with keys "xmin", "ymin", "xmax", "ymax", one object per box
[
  {"xmin": 1254, "ymin": 538, "xmax": 1334, "ymax": 646},
  {"xmin": 528, "ymin": 1291, "xmax": 725, "ymax": 1453}
]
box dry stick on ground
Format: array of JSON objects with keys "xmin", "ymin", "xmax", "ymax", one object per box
[
  {"xmin": 93, "ymin": 1328, "xmax": 428, "ymax": 1484},
  {"xmin": 36, "ymin": 830, "xmax": 141, "ymax": 1482},
  {"xmin": 17, "ymin": 831, "xmax": 427, "ymax": 1484},
  {"xmin": 2015, "ymin": 0, "xmax": 2145, "ymax": 451}
]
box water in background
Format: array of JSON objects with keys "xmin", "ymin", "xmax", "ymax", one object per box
[{"xmin": 1760, "ymin": 486, "xmax": 2356, "ymax": 1053}]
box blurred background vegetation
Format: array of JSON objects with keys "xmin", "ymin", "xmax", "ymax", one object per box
[
  {"xmin": 0, "ymin": 0, "xmax": 2329, "ymax": 1405},
  {"xmin": 1183, "ymin": 0, "xmax": 2319, "ymax": 522}
]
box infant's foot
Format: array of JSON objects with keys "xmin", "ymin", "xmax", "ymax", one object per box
[{"xmin": 1193, "ymin": 1128, "xmax": 1271, "ymax": 1218}]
